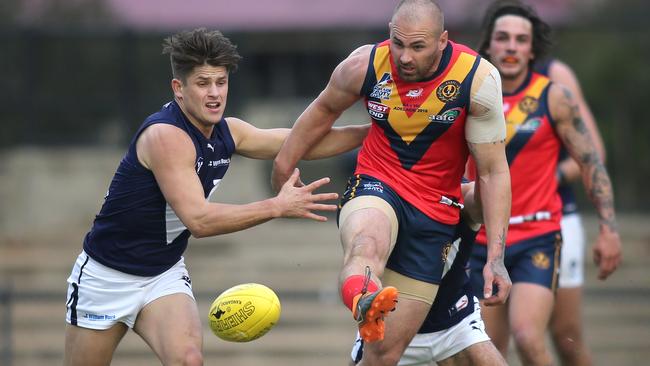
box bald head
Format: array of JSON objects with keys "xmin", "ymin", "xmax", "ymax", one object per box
[{"xmin": 392, "ymin": 0, "xmax": 444, "ymax": 36}]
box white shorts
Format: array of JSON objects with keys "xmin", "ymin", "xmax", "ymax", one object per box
[
  {"xmin": 350, "ymin": 298, "xmax": 490, "ymax": 365},
  {"xmin": 65, "ymin": 251, "xmax": 195, "ymax": 329},
  {"xmin": 559, "ymin": 213, "xmax": 585, "ymax": 288}
]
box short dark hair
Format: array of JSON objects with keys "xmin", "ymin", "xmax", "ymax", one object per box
[
  {"xmin": 477, "ymin": 0, "xmax": 552, "ymax": 63},
  {"xmin": 162, "ymin": 28, "xmax": 242, "ymax": 82}
]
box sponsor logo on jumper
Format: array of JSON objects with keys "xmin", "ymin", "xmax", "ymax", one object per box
[
  {"xmin": 208, "ymin": 158, "xmax": 230, "ymax": 168},
  {"xmin": 405, "ymin": 88, "xmax": 423, "ymax": 98},
  {"xmin": 429, "ymin": 108, "xmax": 461, "ymax": 124},
  {"xmin": 196, "ymin": 157, "xmax": 204, "ymax": 173},
  {"xmin": 517, "ymin": 118, "xmax": 542, "ymax": 132},
  {"xmin": 393, "ymin": 104, "xmax": 428, "ymax": 113},
  {"xmin": 517, "ymin": 118, "xmax": 541, "ymax": 132},
  {"xmin": 367, "ymin": 101, "xmax": 391, "ymax": 120},
  {"xmin": 369, "ymin": 72, "xmax": 393, "ymax": 100},
  {"xmin": 436, "ymin": 80, "xmax": 461, "ymax": 102},
  {"xmin": 362, "ymin": 182, "xmax": 384, "ymax": 193},
  {"xmin": 207, "ymin": 143, "xmax": 215, "ymax": 152}
]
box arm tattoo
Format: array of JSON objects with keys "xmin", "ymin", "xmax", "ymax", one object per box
[
  {"xmin": 558, "ymin": 86, "xmax": 618, "ymax": 232},
  {"xmin": 489, "ymin": 229, "xmax": 509, "ymax": 278},
  {"xmin": 562, "ymin": 87, "xmax": 589, "ymax": 135},
  {"xmin": 588, "ymin": 163, "xmax": 618, "ymax": 232},
  {"xmin": 488, "ymin": 228, "xmax": 506, "ymax": 265},
  {"xmin": 497, "ymin": 228, "xmax": 506, "ymax": 259}
]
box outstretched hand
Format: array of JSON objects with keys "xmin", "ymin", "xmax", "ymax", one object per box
[
  {"xmin": 274, "ymin": 168, "xmax": 338, "ymax": 221},
  {"xmin": 271, "ymin": 162, "xmax": 305, "ymax": 193},
  {"xmin": 482, "ymin": 259, "xmax": 512, "ymax": 306}
]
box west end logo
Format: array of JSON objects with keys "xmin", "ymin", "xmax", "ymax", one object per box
[
  {"xmin": 436, "ymin": 80, "xmax": 461, "ymax": 102},
  {"xmin": 367, "ymin": 101, "xmax": 390, "ymax": 120}
]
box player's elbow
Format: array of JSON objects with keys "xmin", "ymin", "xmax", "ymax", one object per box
[
  {"xmin": 187, "ymin": 223, "xmax": 209, "ymax": 238},
  {"xmin": 185, "ymin": 217, "xmax": 214, "ymax": 238}
]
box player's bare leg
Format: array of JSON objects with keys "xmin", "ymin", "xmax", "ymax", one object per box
[
  {"xmin": 339, "ymin": 205, "xmax": 398, "ymax": 343},
  {"xmin": 550, "ymin": 287, "xmax": 592, "ymax": 365},
  {"xmin": 479, "ymin": 300, "xmax": 510, "ymax": 356},
  {"xmin": 64, "ymin": 323, "xmax": 128, "ymax": 366},
  {"xmin": 340, "ymin": 207, "xmax": 393, "ymax": 285},
  {"xmin": 509, "ymin": 283, "xmax": 554, "ymax": 365},
  {"xmin": 437, "ymin": 341, "xmax": 507, "ymax": 366},
  {"xmin": 134, "ymin": 293, "xmax": 203, "ymax": 366}
]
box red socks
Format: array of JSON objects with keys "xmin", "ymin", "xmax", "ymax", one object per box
[{"xmin": 341, "ymin": 275, "xmax": 378, "ymax": 311}]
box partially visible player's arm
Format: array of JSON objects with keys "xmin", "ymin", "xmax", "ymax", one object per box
[
  {"xmin": 549, "ymin": 60, "xmax": 606, "ymax": 183},
  {"xmin": 466, "ymin": 60, "xmax": 512, "ymax": 305},
  {"xmin": 136, "ymin": 124, "xmax": 339, "ymax": 237},
  {"xmin": 271, "ymin": 45, "xmax": 372, "ymax": 192},
  {"xmin": 460, "ymin": 181, "xmax": 482, "ymax": 231},
  {"xmin": 304, "ymin": 123, "xmax": 370, "ymax": 160},
  {"xmin": 550, "ymin": 83, "xmax": 621, "ymax": 280},
  {"xmin": 227, "ymin": 118, "xmax": 370, "ymax": 160}
]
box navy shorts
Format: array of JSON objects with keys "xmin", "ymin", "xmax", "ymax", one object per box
[
  {"xmin": 339, "ymin": 174, "xmax": 457, "ymax": 284},
  {"xmin": 469, "ymin": 231, "xmax": 562, "ymax": 297}
]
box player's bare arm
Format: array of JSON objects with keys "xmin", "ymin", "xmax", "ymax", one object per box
[
  {"xmin": 137, "ymin": 124, "xmax": 339, "ymax": 237},
  {"xmin": 271, "ymin": 45, "xmax": 372, "ymax": 191},
  {"xmin": 550, "ymin": 83, "xmax": 622, "ymax": 280},
  {"xmin": 550, "ymin": 60, "xmax": 606, "ymax": 183},
  {"xmin": 226, "ymin": 117, "xmax": 370, "ymax": 160},
  {"xmin": 466, "ymin": 60, "xmax": 512, "ymax": 305},
  {"xmin": 468, "ymin": 139, "xmax": 511, "ymax": 305}
]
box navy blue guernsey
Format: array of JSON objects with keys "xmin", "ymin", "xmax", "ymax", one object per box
[
  {"xmin": 83, "ymin": 101, "xmax": 235, "ymax": 276},
  {"xmin": 418, "ymin": 219, "xmax": 478, "ymax": 333},
  {"xmin": 534, "ymin": 58, "xmax": 578, "ymax": 215}
]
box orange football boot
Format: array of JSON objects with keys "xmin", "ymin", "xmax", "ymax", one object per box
[{"xmin": 351, "ymin": 267, "xmax": 398, "ymax": 342}]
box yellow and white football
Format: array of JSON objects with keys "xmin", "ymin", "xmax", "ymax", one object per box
[{"xmin": 208, "ymin": 283, "xmax": 281, "ymax": 342}]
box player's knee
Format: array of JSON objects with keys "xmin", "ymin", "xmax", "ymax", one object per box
[
  {"xmin": 490, "ymin": 336, "xmax": 509, "ymax": 355},
  {"xmin": 368, "ymin": 343, "xmax": 404, "ymax": 366},
  {"xmin": 552, "ymin": 332, "xmax": 586, "ymax": 359},
  {"xmin": 551, "ymin": 318, "xmax": 580, "ymax": 340},
  {"xmin": 348, "ymin": 235, "xmax": 389, "ymax": 264},
  {"xmin": 173, "ymin": 345, "xmax": 203, "ymax": 366},
  {"xmin": 511, "ymin": 326, "xmax": 545, "ymax": 354}
]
